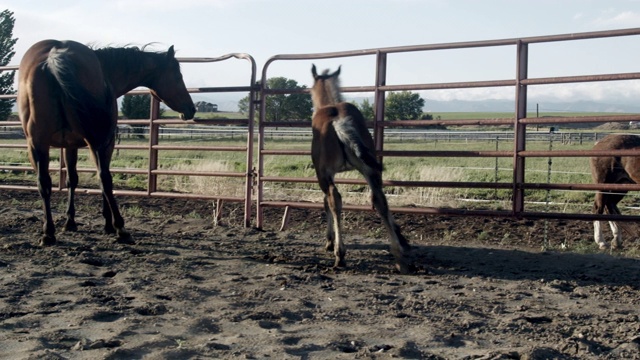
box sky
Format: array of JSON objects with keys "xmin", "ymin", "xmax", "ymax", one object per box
[{"xmin": 2, "ymin": 0, "xmax": 640, "ymax": 111}]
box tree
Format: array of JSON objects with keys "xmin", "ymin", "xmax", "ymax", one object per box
[
  {"xmin": 357, "ymin": 98, "xmax": 375, "ymax": 120},
  {"xmin": 120, "ymin": 94, "xmax": 164, "ymax": 119},
  {"xmin": 0, "ymin": 9, "xmax": 17, "ymax": 121},
  {"xmin": 385, "ymin": 91, "xmax": 425, "ymax": 121},
  {"xmin": 120, "ymin": 94, "xmax": 164, "ymax": 138},
  {"xmin": 238, "ymin": 77, "xmax": 312, "ymax": 122}
]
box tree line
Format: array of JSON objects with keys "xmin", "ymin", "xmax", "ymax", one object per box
[{"xmin": 238, "ymin": 77, "xmax": 432, "ymax": 122}]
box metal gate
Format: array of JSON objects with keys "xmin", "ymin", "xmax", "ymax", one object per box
[{"xmin": 255, "ymin": 28, "xmax": 640, "ymax": 228}]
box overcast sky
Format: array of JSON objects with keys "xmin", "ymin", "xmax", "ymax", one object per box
[{"xmin": 3, "ymin": 0, "xmax": 640, "ymax": 109}]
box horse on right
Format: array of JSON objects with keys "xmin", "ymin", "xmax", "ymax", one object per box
[{"xmin": 590, "ymin": 134, "xmax": 640, "ymax": 249}]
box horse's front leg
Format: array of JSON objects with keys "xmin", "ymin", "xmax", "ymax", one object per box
[
  {"xmin": 63, "ymin": 148, "xmax": 78, "ymax": 232},
  {"xmin": 101, "ymin": 193, "xmax": 116, "ymax": 234},
  {"xmin": 93, "ymin": 148, "xmax": 132, "ymax": 243},
  {"xmin": 29, "ymin": 144, "xmax": 56, "ymax": 245}
]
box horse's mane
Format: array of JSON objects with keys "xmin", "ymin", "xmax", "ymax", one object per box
[{"xmin": 92, "ymin": 44, "xmax": 175, "ymax": 76}]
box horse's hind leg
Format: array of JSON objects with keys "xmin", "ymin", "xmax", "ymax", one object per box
[
  {"xmin": 93, "ymin": 148, "xmax": 132, "ymax": 243},
  {"xmin": 364, "ymin": 170, "xmax": 411, "ymax": 273},
  {"xmin": 593, "ymin": 192, "xmax": 607, "ymax": 249},
  {"xmin": 63, "ymin": 148, "xmax": 78, "ymax": 232},
  {"xmin": 29, "ymin": 144, "xmax": 56, "ymax": 246},
  {"xmin": 607, "ymin": 202, "xmax": 623, "ymax": 249}
]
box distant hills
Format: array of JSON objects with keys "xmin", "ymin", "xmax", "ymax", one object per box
[
  {"xmin": 420, "ymin": 98, "xmax": 640, "ymax": 114},
  {"xmin": 189, "ymin": 93, "xmax": 640, "ymax": 114}
]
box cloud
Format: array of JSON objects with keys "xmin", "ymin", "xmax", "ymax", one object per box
[{"xmin": 593, "ymin": 10, "xmax": 640, "ymax": 27}]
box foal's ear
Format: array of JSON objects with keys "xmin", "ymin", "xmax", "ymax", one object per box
[
  {"xmin": 311, "ymin": 64, "xmax": 318, "ymax": 79},
  {"xmin": 333, "ymin": 66, "xmax": 341, "ymax": 77},
  {"xmin": 167, "ymin": 45, "xmax": 175, "ymax": 59}
]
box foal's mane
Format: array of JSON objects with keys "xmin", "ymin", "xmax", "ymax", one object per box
[{"xmin": 312, "ymin": 66, "xmax": 343, "ymax": 108}]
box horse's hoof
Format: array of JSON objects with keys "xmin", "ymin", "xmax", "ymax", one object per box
[
  {"xmin": 104, "ymin": 225, "xmax": 117, "ymax": 235},
  {"xmin": 115, "ymin": 232, "xmax": 134, "ymax": 245},
  {"xmin": 598, "ymin": 243, "xmax": 609, "ymax": 250},
  {"xmin": 64, "ymin": 221, "xmax": 78, "ymax": 232},
  {"xmin": 39, "ymin": 235, "xmax": 56, "ymax": 247}
]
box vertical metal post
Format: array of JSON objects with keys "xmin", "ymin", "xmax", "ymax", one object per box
[
  {"xmin": 512, "ymin": 40, "xmax": 528, "ymax": 215},
  {"xmin": 148, "ymin": 96, "xmax": 160, "ymax": 194},
  {"xmin": 256, "ymin": 70, "xmax": 268, "ymax": 229},
  {"xmin": 374, "ymin": 51, "xmax": 387, "ymax": 164},
  {"xmin": 244, "ymin": 60, "xmax": 257, "ymax": 228}
]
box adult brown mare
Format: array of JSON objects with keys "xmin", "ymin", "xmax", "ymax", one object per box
[
  {"xmin": 18, "ymin": 39, "xmax": 196, "ymax": 246},
  {"xmin": 590, "ymin": 134, "xmax": 640, "ymax": 249},
  {"xmin": 310, "ymin": 64, "xmax": 412, "ymax": 273}
]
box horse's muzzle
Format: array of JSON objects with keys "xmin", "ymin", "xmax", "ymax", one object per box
[{"xmin": 181, "ymin": 106, "xmax": 196, "ymax": 120}]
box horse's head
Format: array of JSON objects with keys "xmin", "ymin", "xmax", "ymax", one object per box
[
  {"xmin": 311, "ymin": 64, "xmax": 343, "ymax": 108},
  {"xmin": 147, "ymin": 46, "xmax": 196, "ymax": 120}
]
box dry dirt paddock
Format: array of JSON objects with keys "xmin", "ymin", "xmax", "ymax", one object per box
[{"xmin": 1, "ymin": 189, "xmax": 639, "ymax": 360}]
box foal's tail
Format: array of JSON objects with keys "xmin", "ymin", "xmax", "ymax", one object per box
[
  {"xmin": 44, "ymin": 46, "xmax": 113, "ymax": 126},
  {"xmin": 332, "ymin": 116, "xmax": 382, "ymax": 173}
]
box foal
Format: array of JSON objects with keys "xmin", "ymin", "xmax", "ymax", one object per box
[
  {"xmin": 310, "ymin": 65, "xmax": 411, "ymax": 273},
  {"xmin": 590, "ymin": 134, "xmax": 640, "ymax": 249}
]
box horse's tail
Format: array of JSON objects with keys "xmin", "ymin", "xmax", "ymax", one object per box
[
  {"xmin": 44, "ymin": 47, "xmax": 113, "ymax": 126},
  {"xmin": 332, "ymin": 116, "xmax": 382, "ymax": 173}
]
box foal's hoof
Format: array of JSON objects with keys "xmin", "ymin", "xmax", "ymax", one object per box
[
  {"xmin": 39, "ymin": 235, "xmax": 57, "ymax": 247},
  {"xmin": 395, "ymin": 261, "xmax": 415, "ymax": 275},
  {"xmin": 333, "ymin": 258, "xmax": 347, "ymax": 268},
  {"xmin": 325, "ymin": 242, "xmax": 334, "ymax": 252}
]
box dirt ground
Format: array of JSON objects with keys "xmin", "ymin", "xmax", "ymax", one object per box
[{"xmin": 1, "ymin": 189, "xmax": 640, "ymax": 360}]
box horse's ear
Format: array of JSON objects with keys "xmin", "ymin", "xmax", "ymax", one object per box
[
  {"xmin": 167, "ymin": 45, "xmax": 175, "ymax": 59},
  {"xmin": 311, "ymin": 64, "xmax": 318, "ymax": 79},
  {"xmin": 333, "ymin": 66, "xmax": 341, "ymax": 77}
]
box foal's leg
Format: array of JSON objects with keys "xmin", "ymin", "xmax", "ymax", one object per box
[
  {"xmin": 319, "ymin": 176, "xmax": 345, "ymax": 267},
  {"xmin": 93, "ymin": 147, "xmax": 131, "ymax": 243},
  {"xmin": 323, "ymin": 195, "xmax": 335, "ymax": 252},
  {"xmin": 363, "ymin": 170, "xmax": 411, "ymax": 273},
  {"xmin": 29, "ymin": 144, "xmax": 56, "ymax": 245},
  {"xmin": 63, "ymin": 148, "xmax": 78, "ymax": 232}
]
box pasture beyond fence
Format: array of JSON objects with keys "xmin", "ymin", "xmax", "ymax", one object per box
[{"xmin": 2, "ymin": 28, "xmax": 640, "ymax": 229}]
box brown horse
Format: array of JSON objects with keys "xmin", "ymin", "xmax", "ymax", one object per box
[
  {"xmin": 310, "ymin": 64, "xmax": 411, "ymax": 273},
  {"xmin": 18, "ymin": 39, "xmax": 196, "ymax": 246},
  {"xmin": 590, "ymin": 134, "xmax": 640, "ymax": 249}
]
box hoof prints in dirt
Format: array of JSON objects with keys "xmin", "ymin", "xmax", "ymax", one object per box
[{"xmin": 1, "ymin": 190, "xmax": 640, "ymax": 359}]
